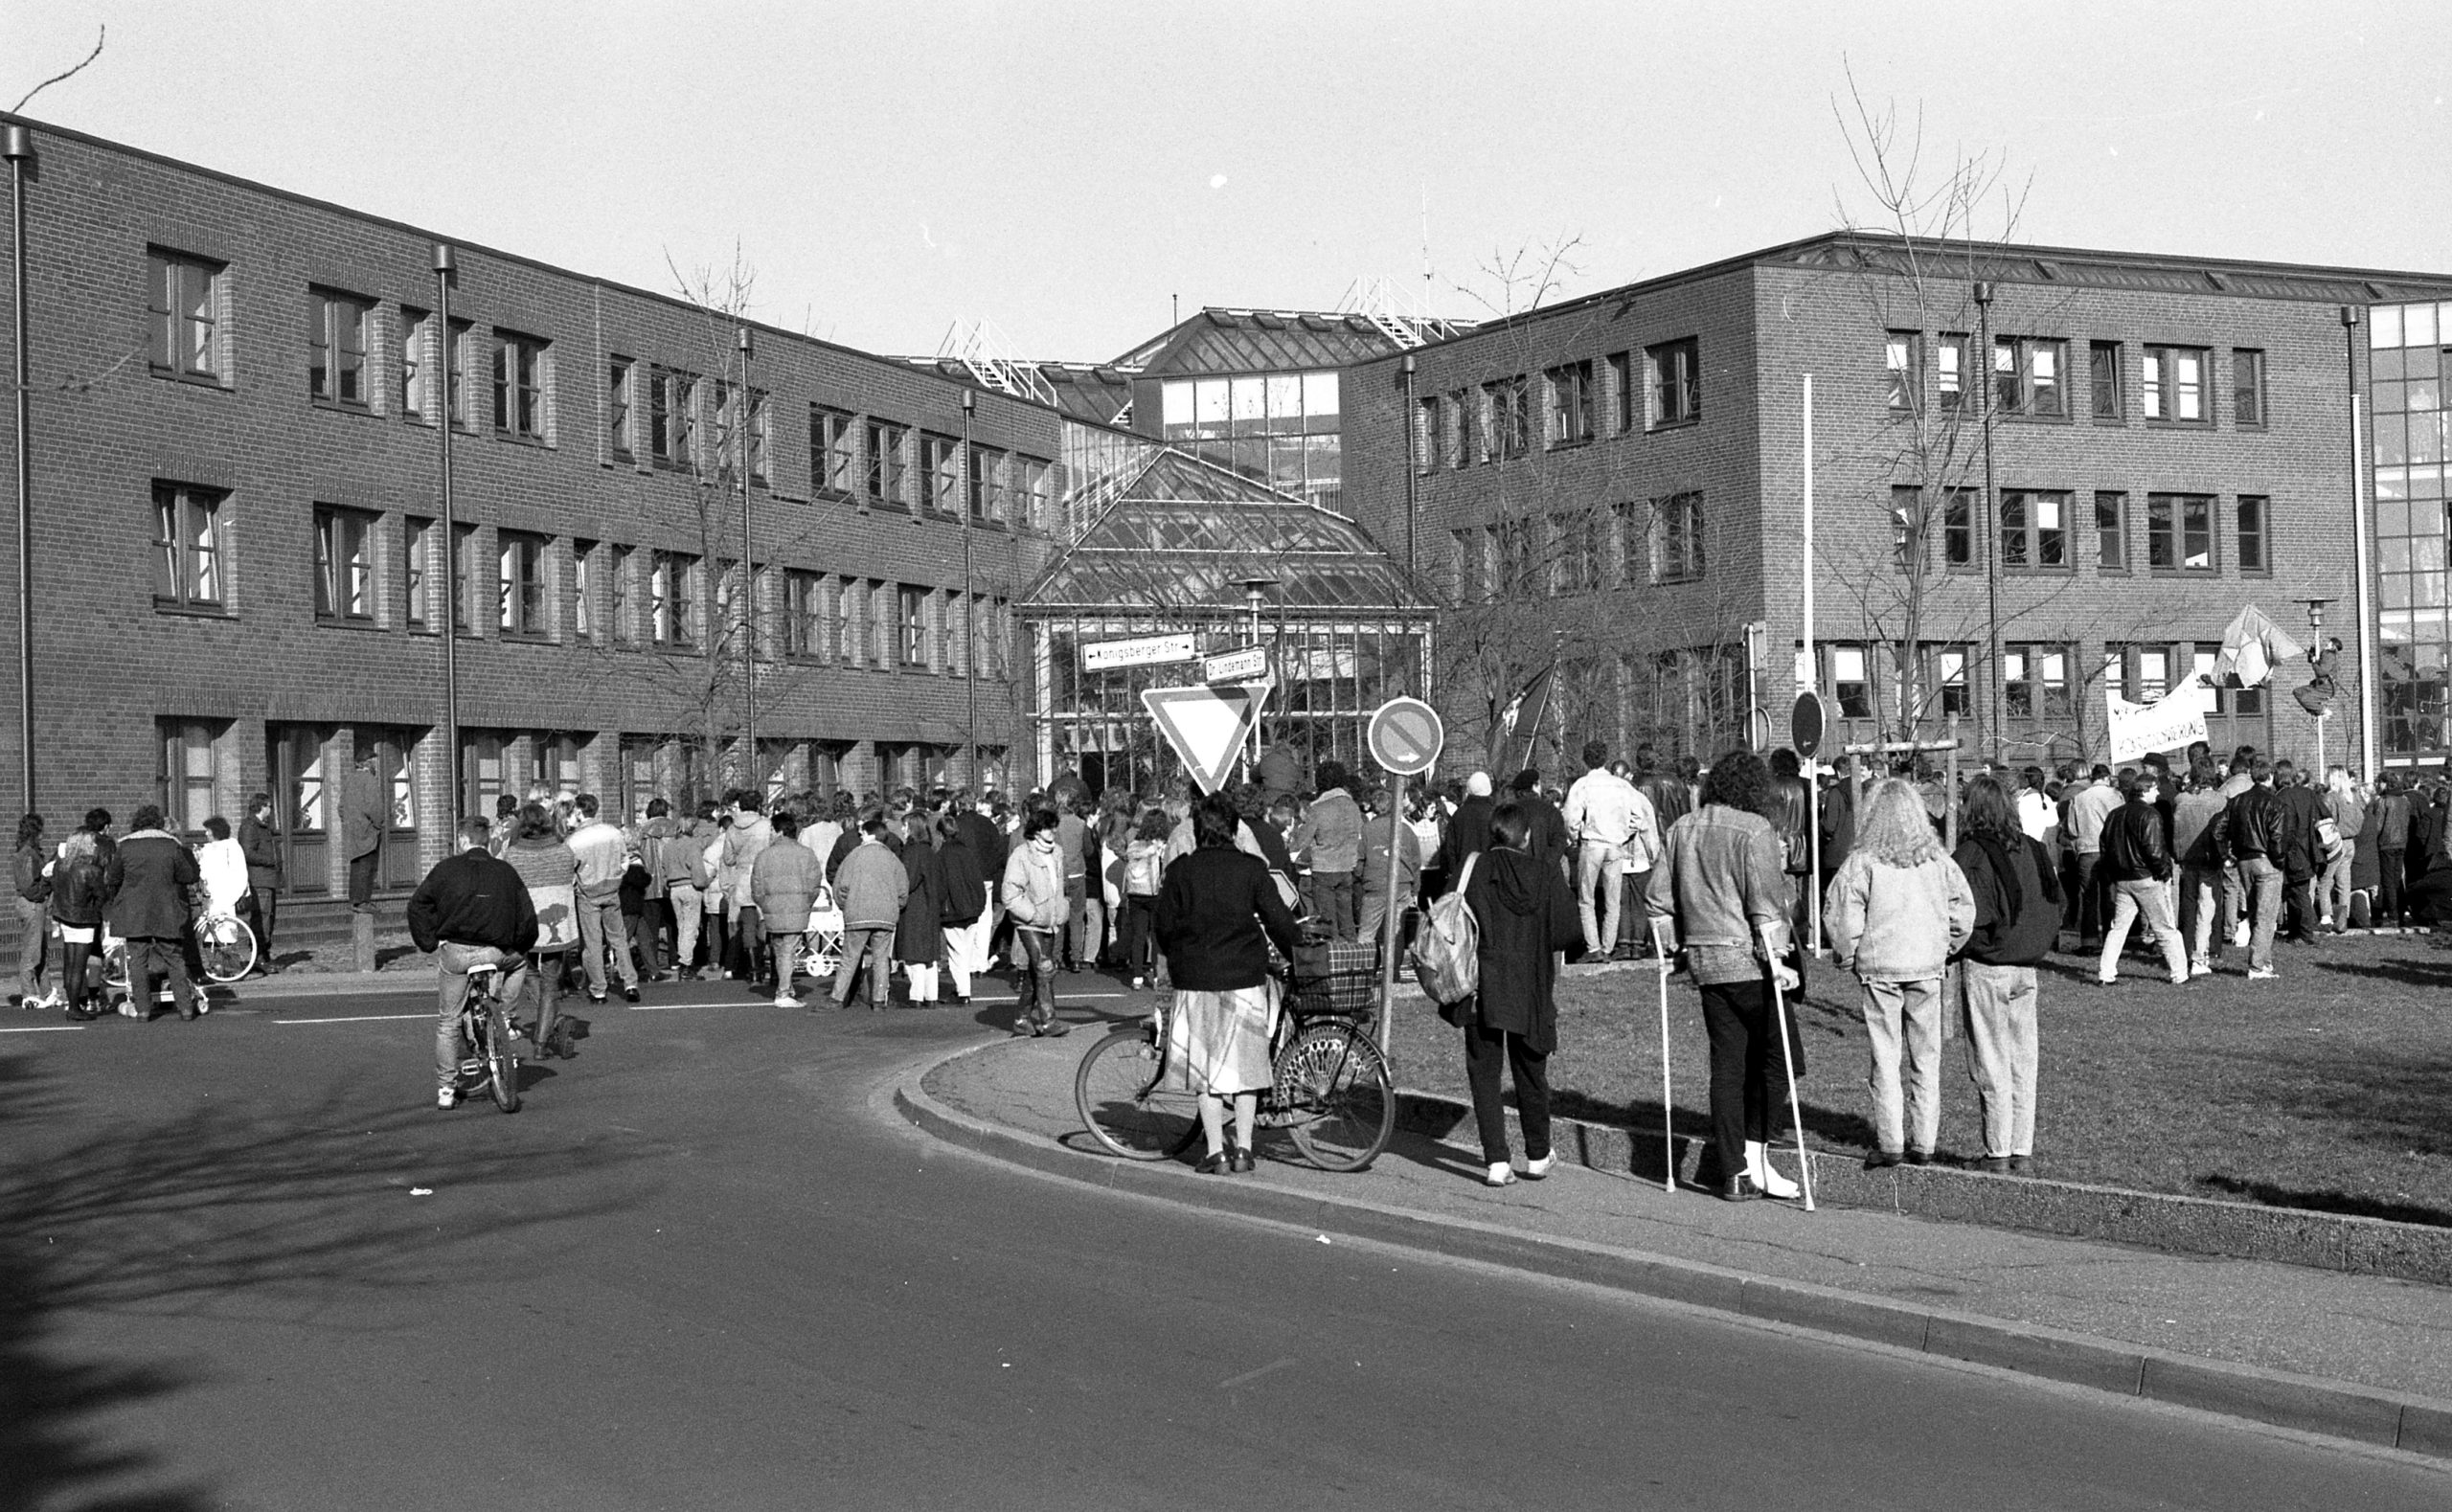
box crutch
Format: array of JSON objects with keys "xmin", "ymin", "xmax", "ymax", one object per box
[
  {"xmin": 1649, "ymin": 918, "xmax": 1676, "ymax": 1194},
  {"xmin": 1760, "ymin": 925, "xmax": 1816, "ymax": 1211}
]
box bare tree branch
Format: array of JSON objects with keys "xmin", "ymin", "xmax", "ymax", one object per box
[{"xmin": 12, "ymin": 25, "xmax": 104, "ymax": 114}]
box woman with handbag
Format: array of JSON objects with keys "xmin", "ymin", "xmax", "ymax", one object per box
[
  {"xmin": 1152, "ymin": 792, "xmax": 1303, "ymax": 1173},
  {"xmin": 1448, "ymin": 801, "xmax": 1580, "ymax": 1187}
]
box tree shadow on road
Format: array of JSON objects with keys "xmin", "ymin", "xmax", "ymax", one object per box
[{"xmin": 0, "ymin": 1052, "xmax": 644, "ymax": 1512}]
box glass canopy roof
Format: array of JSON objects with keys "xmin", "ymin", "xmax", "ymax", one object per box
[{"xmin": 1021, "ymin": 448, "xmax": 1428, "ymax": 614}]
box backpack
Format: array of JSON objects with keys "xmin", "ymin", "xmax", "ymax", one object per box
[
  {"xmin": 1406, "ymin": 852, "xmax": 1481, "ymax": 1005},
  {"xmin": 1124, "ymin": 842, "xmax": 1162, "ymax": 895}
]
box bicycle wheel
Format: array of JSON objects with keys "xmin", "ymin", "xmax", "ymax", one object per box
[
  {"xmin": 483, "ymin": 999, "xmax": 520, "ymax": 1113},
  {"xmin": 197, "ymin": 914, "xmax": 258, "ymax": 983},
  {"xmin": 102, "ymin": 941, "xmax": 129, "ymax": 992},
  {"xmin": 1277, "ymin": 1022, "xmax": 1395, "ymax": 1173},
  {"xmin": 1074, "ymin": 1026, "xmax": 1200, "ymax": 1161}
]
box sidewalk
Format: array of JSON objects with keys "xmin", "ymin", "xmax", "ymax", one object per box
[{"xmin": 899, "ymin": 1030, "xmax": 2452, "ymax": 1461}]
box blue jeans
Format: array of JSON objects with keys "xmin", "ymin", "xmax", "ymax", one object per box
[
  {"xmin": 831, "ymin": 926, "xmax": 895, "ymax": 1007},
  {"xmin": 1014, "ymin": 927, "xmax": 1058, "ymax": 1027},
  {"xmin": 576, "ymin": 890, "xmax": 636, "ymax": 994},
  {"xmin": 435, "ymin": 941, "xmax": 530, "ymax": 1088},
  {"xmin": 2238, "ymin": 857, "xmax": 2285, "ymax": 971}
]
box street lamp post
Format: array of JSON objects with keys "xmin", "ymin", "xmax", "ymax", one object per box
[
  {"xmin": 1400, "ymin": 353, "xmax": 1418, "ymax": 577},
  {"xmin": 961, "ymin": 388, "xmax": 977, "ymax": 787},
  {"xmin": 738, "ymin": 326, "xmax": 756, "ymax": 790},
  {"xmin": 1237, "ymin": 576, "xmax": 1278, "ymax": 776},
  {"xmin": 434, "ymin": 242, "xmax": 461, "ymax": 824},
  {"xmin": 2303, "ymin": 597, "xmax": 2336, "ymax": 775},
  {"xmin": 1973, "ymin": 280, "xmax": 2006, "ymax": 767},
  {"xmin": 6, "ymin": 124, "xmax": 35, "ymax": 813}
]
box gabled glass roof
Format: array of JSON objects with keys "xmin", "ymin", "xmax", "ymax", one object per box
[{"xmin": 1020, "ymin": 450, "xmax": 1429, "ymax": 614}]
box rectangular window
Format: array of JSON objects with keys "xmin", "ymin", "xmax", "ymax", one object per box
[
  {"xmin": 2095, "ymin": 490, "xmax": 2128, "ymax": 573},
  {"xmin": 151, "ymin": 482, "xmax": 226, "ymax": 610},
  {"xmin": 147, "ymin": 249, "xmax": 224, "ymax": 382},
  {"xmin": 2144, "ymin": 346, "xmax": 2211, "ymax": 424},
  {"xmin": 1645, "ymin": 338, "xmax": 1700, "ymax": 428},
  {"xmin": 1890, "ymin": 485, "xmax": 1922, "ymax": 569},
  {"xmin": 834, "ymin": 577, "xmax": 857, "ymax": 665},
  {"xmin": 1551, "ymin": 509, "xmax": 1600, "ymax": 594},
  {"xmin": 572, "ymin": 539, "xmax": 596, "ymax": 641},
  {"xmin": 452, "ymin": 524, "xmax": 480, "ymax": 636},
  {"xmin": 307, "ymin": 288, "xmax": 372, "ymax": 408},
  {"xmin": 784, "ymin": 570, "xmax": 824, "ymax": 660},
  {"xmin": 1652, "ymin": 490, "xmax": 1705, "ymax": 584},
  {"xmin": 1546, "ymin": 360, "xmax": 1593, "ymax": 446},
  {"xmin": 2237, "ymin": 494, "xmax": 2269, "ymax": 575},
  {"xmin": 2108, "ymin": 643, "xmax": 2173, "ymax": 704},
  {"xmin": 1943, "ymin": 489, "xmax": 1974, "ymax": 570},
  {"xmin": 609, "ymin": 544, "xmax": 635, "ymax": 645},
  {"xmin": 649, "ymin": 369, "xmax": 673, "ymax": 462},
  {"xmin": 1937, "ymin": 334, "xmax": 1968, "ymax": 411},
  {"xmin": 2004, "ymin": 643, "xmax": 2072, "ymax": 720},
  {"xmin": 867, "ymin": 420, "xmax": 909, "ymax": 506},
  {"xmin": 1484, "ymin": 376, "xmax": 1530, "ymax": 460},
  {"xmin": 898, "ymin": 584, "xmax": 928, "ymax": 667},
  {"xmin": 1415, "ymin": 395, "xmax": 1442, "ymax": 469},
  {"xmin": 607, "ymin": 358, "xmax": 634, "ymax": 458},
  {"xmin": 492, "ymin": 330, "xmax": 548, "ymax": 439},
  {"xmin": 1451, "ymin": 388, "xmax": 1479, "ymax": 464},
  {"xmin": 922, "ymin": 434, "xmax": 961, "ymax": 514},
  {"xmin": 1935, "ymin": 646, "xmax": 1970, "ymax": 717},
  {"xmin": 159, "ymin": 720, "xmax": 222, "ymax": 838},
  {"xmin": 312, "ymin": 506, "xmax": 375, "ymax": 622},
  {"xmin": 1830, "ymin": 644, "xmax": 1872, "ymax": 719},
  {"xmin": 1451, "ymin": 529, "xmax": 1484, "ymax": 601},
  {"xmin": 2089, "ymin": 340, "xmax": 2123, "ymax": 421},
  {"xmin": 497, "ymin": 532, "xmax": 548, "ymax": 636},
  {"xmin": 710, "ymin": 381, "xmax": 735, "ymax": 478},
  {"xmin": 2233, "ymin": 349, "xmax": 2267, "ymax": 428},
  {"xmin": 1015, "ymin": 457, "xmax": 1051, "ymax": 530},
  {"xmin": 403, "ymin": 516, "xmax": 432, "ymax": 629},
  {"xmin": 400, "ymin": 307, "xmax": 432, "ymax": 419},
  {"xmin": 2146, "ymin": 492, "xmax": 2216, "ymax": 573},
  {"xmin": 649, "ymin": 369, "xmax": 694, "ymax": 466},
  {"xmin": 2000, "ymin": 489, "xmax": 2072, "ymax": 572},
  {"xmin": 650, "ymin": 552, "xmax": 698, "ymax": 645},
  {"xmin": 1992, "ymin": 336, "xmax": 2068, "ymax": 418},
  {"xmin": 968, "ymin": 445, "xmax": 1004, "ymax": 522},
  {"xmin": 810, "ymin": 406, "xmax": 855, "ymax": 498},
  {"xmin": 446, "ymin": 321, "xmax": 475, "ymax": 430},
  {"xmin": 747, "ymin": 389, "xmax": 770, "ymax": 482},
  {"xmin": 1885, "ymin": 332, "xmax": 1920, "ymax": 413}
]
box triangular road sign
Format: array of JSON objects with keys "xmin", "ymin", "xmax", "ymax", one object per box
[{"xmin": 1142, "ymin": 678, "xmax": 1272, "ymax": 795}]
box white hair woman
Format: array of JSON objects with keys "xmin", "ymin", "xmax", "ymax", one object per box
[{"xmin": 1823, "ymin": 778, "xmax": 1974, "ymax": 1168}]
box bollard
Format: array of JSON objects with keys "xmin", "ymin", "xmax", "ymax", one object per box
[{"xmin": 352, "ymin": 908, "xmax": 375, "ymax": 974}]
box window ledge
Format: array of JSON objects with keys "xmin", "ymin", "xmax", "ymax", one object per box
[
  {"xmin": 870, "ymin": 498, "xmax": 910, "ymax": 515},
  {"xmin": 1999, "ymin": 412, "xmax": 2074, "ymax": 426},
  {"xmin": 1547, "ymin": 437, "xmax": 1594, "ymax": 453},
  {"xmin": 492, "ymin": 431, "xmax": 554, "ymax": 450},
  {"xmin": 2143, "ymin": 419, "xmax": 2215, "ymax": 431},
  {"xmin": 312, "ymin": 615, "xmax": 387, "ymax": 632},
  {"xmin": 153, "ymin": 601, "xmax": 235, "ymax": 620},
  {"xmin": 1646, "ymin": 418, "xmax": 1701, "ymax": 435},
  {"xmin": 310, "ymin": 398, "xmax": 381, "ymax": 419},
  {"xmin": 2089, "ymin": 415, "xmax": 2127, "ymax": 427},
  {"xmin": 149, "ymin": 369, "xmax": 231, "ymax": 392}
]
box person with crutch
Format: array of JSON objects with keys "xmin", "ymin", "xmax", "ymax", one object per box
[{"xmin": 1642, "ymin": 748, "xmax": 1806, "ymax": 1203}]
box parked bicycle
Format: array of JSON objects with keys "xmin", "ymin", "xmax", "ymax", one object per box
[
  {"xmin": 99, "ymin": 912, "xmax": 259, "ymax": 1011},
  {"xmin": 1075, "ymin": 939, "xmax": 1394, "ymax": 1171}
]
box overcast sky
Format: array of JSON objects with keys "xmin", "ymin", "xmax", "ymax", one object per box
[{"xmin": 11, "ymin": 1, "xmax": 2446, "ymax": 361}]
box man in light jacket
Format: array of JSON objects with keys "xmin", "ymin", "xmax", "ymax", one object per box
[
  {"xmin": 750, "ymin": 810, "xmax": 825, "ymax": 1007},
  {"xmin": 829, "ymin": 815, "xmax": 908, "ymax": 1011},
  {"xmin": 1292, "ymin": 761, "xmax": 1365, "ymax": 941},
  {"xmin": 565, "ymin": 793, "xmax": 640, "ymax": 1003},
  {"xmin": 1000, "ymin": 805, "xmax": 1071, "ymax": 1037},
  {"xmin": 1562, "ymin": 739, "xmax": 1654, "ymax": 962},
  {"xmin": 722, "ymin": 791, "xmax": 777, "ymax": 991}
]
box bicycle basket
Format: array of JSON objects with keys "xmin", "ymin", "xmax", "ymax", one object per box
[{"xmin": 1284, "ymin": 939, "xmax": 1379, "ymax": 1018}]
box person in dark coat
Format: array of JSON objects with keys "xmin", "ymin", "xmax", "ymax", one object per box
[
  {"xmin": 1509, "ymin": 768, "xmax": 1571, "ymax": 881},
  {"xmin": 237, "ymin": 792, "xmax": 284, "ymax": 973},
  {"xmin": 104, "ymin": 804, "xmax": 202, "ymax": 1022},
  {"xmin": 934, "ymin": 813, "xmax": 988, "ymax": 1004},
  {"xmin": 1433, "ymin": 772, "xmax": 1496, "ymax": 892},
  {"xmin": 896, "ymin": 828, "xmax": 950, "ymax": 1003},
  {"xmin": 1446, "ymin": 800, "xmax": 1580, "ymax": 1186}
]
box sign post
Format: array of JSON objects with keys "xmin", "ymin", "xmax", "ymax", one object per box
[
  {"xmin": 1366, "ymin": 697, "xmax": 1443, "ymax": 1056},
  {"xmin": 1791, "ymin": 690, "xmax": 1826, "ymax": 955}
]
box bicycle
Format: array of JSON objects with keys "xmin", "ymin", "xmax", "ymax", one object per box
[
  {"xmin": 194, "ymin": 912, "xmax": 259, "ymax": 983},
  {"xmin": 450, "ymin": 962, "xmax": 521, "ymax": 1114},
  {"xmin": 1074, "ymin": 939, "xmax": 1395, "ymax": 1172}
]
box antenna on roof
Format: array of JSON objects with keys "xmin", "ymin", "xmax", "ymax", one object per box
[
  {"xmin": 1171, "ymin": 293, "xmax": 1178, "ymax": 327},
  {"xmin": 936, "ymin": 319, "xmax": 1056, "ymax": 407},
  {"xmin": 1420, "ymin": 184, "xmax": 1432, "ymax": 305}
]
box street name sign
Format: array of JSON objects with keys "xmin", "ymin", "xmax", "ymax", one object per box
[
  {"xmin": 1366, "ymin": 696, "xmax": 1444, "ymax": 777},
  {"xmin": 1081, "ymin": 632, "xmax": 1197, "ymax": 671},
  {"xmin": 1143, "ymin": 678, "xmax": 1273, "ymax": 794},
  {"xmin": 1202, "ymin": 644, "xmax": 1271, "ymax": 684}
]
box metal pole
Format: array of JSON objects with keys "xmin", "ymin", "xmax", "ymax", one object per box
[
  {"xmin": 1803, "ymin": 373, "xmax": 1818, "ymax": 953},
  {"xmin": 1374, "ymin": 772, "xmax": 1404, "ymax": 1059},
  {"xmin": 1974, "ymin": 282, "xmax": 2005, "ymax": 766},
  {"xmin": 435, "ymin": 243, "xmax": 461, "ymax": 824},
  {"xmin": 738, "ymin": 326, "xmax": 756, "ymax": 785},
  {"xmin": 6, "ymin": 126, "xmax": 34, "ymax": 813},
  {"xmin": 2346, "ymin": 307, "xmax": 2377, "ymax": 777},
  {"xmin": 962, "ymin": 388, "xmax": 977, "ymax": 786},
  {"xmin": 1401, "ymin": 353, "xmax": 1418, "ymax": 577}
]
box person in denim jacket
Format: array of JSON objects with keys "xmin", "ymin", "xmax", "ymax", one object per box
[{"xmin": 1824, "ymin": 779, "xmax": 1974, "ymax": 1168}]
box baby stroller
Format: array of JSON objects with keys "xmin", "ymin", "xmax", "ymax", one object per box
[{"xmin": 803, "ymin": 886, "xmax": 845, "ymax": 982}]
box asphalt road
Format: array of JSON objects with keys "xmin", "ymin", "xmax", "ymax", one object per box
[{"xmin": 4, "ymin": 978, "xmax": 2445, "ymax": 1511}]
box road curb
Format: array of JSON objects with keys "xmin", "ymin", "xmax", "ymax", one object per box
[{"xmin": 892, "ymin": 1038, "xmax": 2452, "ymax": 1463}]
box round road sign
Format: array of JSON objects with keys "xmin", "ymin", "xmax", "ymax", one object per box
[
  {"xmin": 1791, "ymin": 690, "xmax": 1827, "ymax": 758},
  {"xmin": 1367, "ymin": 696, "xmax": 1444, "ymax": 777}
]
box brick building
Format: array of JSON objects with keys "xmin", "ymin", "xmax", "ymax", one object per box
[
  {"xmin": 0, "ymin": 113, "xmax": 1136, "ymax": 910},
  {"xmin": 1338, "ymin": 232, "xmax": 2452, "ymax": 777}
]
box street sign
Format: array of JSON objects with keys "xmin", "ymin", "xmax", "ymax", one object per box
[
  {"xmin": 1143, "ymin": 678, "xmax": 1273, "ymax": 795},
  {"xmin": 1202, "ymin": 644, "xmax": 1270, "ymax": 684},
  {"xmin": 1080, "ymin": 632, "xmax": 1197, "ymax": 672},
  {"xmin": 1366, "ymin": 696, "xmax": 1444, "ymax": 777},
  {"xmin": 1790, "ymin": 690, "xmax": 1827, "ymax": 758}
]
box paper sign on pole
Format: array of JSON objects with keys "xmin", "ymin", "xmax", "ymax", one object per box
[
  {"xmin": 1143, "ymin": 679, "xmax": 1273, "ymax": 795},
  {"xmin": 2106, "ymin": 676, "xmax": 2214, "ymax": 762}
]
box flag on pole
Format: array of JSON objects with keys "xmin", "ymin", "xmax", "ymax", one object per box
[
  {"xmin": 1489, "ymin": 660, "xmax": 1557, "ymax": 780},
  {"xmin": 2214, "ymin": 604, "xmax": 2304, "ymax": 688}
]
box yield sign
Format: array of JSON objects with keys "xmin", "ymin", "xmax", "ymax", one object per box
[{"xmin": 1142, "ymin": 678, "xmax": 1272, "ymax": 795}]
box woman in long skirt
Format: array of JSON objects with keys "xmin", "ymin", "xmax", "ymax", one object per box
[{"xmin": 1153, "ymin": 792, "xmax": 1304, "ymax": 1172}]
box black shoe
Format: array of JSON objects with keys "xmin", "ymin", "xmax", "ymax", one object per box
[
  {"xmin": 622, "ymin": 985, "xmax": 641, "ymax": 1004},
  {"xmin": 587, "ymin": 992, "xmax": 608, "ymax": 1005},
  {"xmin": 1193, "ymin": 1150, "xmax": 1231, "ymax": 1175},
  {"xmin": 63, "ymin": 1004, "xmax": 100, "ymax": 1022},
  {"xmin": 1718, "ymin": 1174, "xmax": 1762, "ymax": 1203},
  {"xmin": 2009, "ymin": 1155, "xmax": 2035, "ymax": 1176},
  {"xmin": 1037, "ymin": 1018, "xmax": 1071, "ymax": 1038},
  {"xmin": 1904, "ymin": 1150, "xmax": 1932, "ymax": 1166},
  {"xmin": 1229, "ymin": 1145, "xmax": 1256, "ymax": 1174},
  {"xmin": 1977, "ymin": 1156, "xmax": 2013, "ymax": 1174},
  {"xmin": 1864, "ymin": 1150, "xmax": 1903, "ymax": 1170}
]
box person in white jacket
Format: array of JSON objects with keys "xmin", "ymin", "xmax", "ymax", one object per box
[{"xmin": 196, "ymin": 816, "xmax": 250, "ymax": 920}]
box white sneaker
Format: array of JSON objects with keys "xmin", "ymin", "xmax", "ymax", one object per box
[
  {"xmin": 770, "ymin": 993, "xmax": 798, "ymax": 1007},
  {"xmin": 2096, "ymin": 974, "xmax": 2118, "ymax": 986},
  {"xmin": 1524, "ymin": 1151, "xmax": 1557, "ymax": 1180},
  {"xmin": 2190, "ymin": 960, "xmax": 2214, "ymax": 979},
  {"xmin": 435, "ymin": 1087, "xmax": 458, "ymax": 1110},
  {"xmin": 2246, "ymin": 965, "xmax": 2278, "ymax": 981},
  {"xmin": 1483, "ymin": 1162, "xmax": 1516, "ymax": 1187},
  {"xmin": 1745, "ymin": 1139, "xmax": 1802, "ymax": 1200}
]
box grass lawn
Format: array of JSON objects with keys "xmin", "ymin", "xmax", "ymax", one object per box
[{"xmin": 1386, "ymin": 931, "xmax": 2452, "ymax": 1228}]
